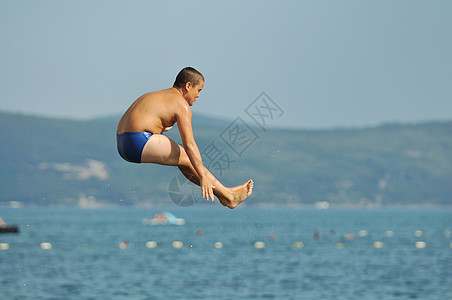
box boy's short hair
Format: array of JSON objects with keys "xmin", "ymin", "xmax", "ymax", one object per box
[{"xmin": 173, "ymin": 67, "xmax": 205, "ymax": 88}]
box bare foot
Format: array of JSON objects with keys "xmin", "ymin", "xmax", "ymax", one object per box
[{"xmin": 218, "ymin": 179, "xmax": 253, "ymax": 209}]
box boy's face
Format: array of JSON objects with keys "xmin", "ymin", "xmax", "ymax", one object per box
[{"xmin": 185, "ymin": 81, "xmax": 204, "ymax": 106}]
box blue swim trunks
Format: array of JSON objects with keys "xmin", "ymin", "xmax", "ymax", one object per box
[{"xmin": 116, "ymin": 131, "xmax": 153, "ymax": 163}]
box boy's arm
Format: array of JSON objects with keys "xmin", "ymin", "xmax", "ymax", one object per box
[{"xmin": 176, "ymin": 103, "xmax": 214, "ymax": 201}]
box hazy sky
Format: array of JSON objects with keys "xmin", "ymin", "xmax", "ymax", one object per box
[{"xmin": 1, "ymin": 0, "xmax": 451, "ymax": 129}]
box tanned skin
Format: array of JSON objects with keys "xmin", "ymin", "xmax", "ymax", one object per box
[{"xmin": 117, "ymin": 81, "xmax": 253, "ymax": 208}]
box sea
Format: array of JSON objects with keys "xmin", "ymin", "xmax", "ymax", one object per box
[{"xmin": 0, "ymin": 206, "xmax": 451, "ymax": 300}]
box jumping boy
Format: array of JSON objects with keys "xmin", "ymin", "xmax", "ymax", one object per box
[{"xmin": 116, "ymin": 67, "xmax": 253, "ymax": 208}]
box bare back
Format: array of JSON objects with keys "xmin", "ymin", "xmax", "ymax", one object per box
[{"xmin": 117, "ymin": 88, "xmax": 183, "ymax": 134}]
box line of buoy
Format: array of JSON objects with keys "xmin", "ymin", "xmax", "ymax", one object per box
[
  {"xmin": 0, "ymin": 240, "xmax": 447, "ymax": 250},
  {"xmin": 2, "ymin": 229, "xmax": 451, "ymax": 251}
]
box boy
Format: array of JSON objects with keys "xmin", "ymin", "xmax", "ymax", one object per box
[{"xmin": 117, "ymin": 67, "xmax": 253, "ymax": 208}]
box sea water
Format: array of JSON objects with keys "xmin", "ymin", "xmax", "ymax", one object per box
[{"xmin": 0, "ymin": 207, "xmax": 451, "ymax": 299}]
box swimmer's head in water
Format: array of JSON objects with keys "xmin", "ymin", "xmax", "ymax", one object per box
[{"xmin": 173, "ymin": 67, "xmax": 205, "ymax": 89}]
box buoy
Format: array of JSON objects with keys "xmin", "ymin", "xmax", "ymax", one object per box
[
  {"xmin": 335, "ymin": 242, "xmax": 345, "ymax": 248},
  {"xmin": 40, "ymin": 242, "xmax": 52, "ymax": 250},
  {"xmin": 172, "ymin": 241, "xmax": 183, "ymax": 249},
  {"xmin": 344, "ymin": 233, "xmax": 355, "ymax": 241},
  {"xmin": 214, "ymin": 242, "xmax": 223, "ymax": 249},
  {"xmin": 358, "ymin": 230, "xmax": 368, "ymax": 237},
  {"xmin": 414, "ymin": 230, "xmax": 423, "ymax": 237},
  {"xmin": 385, "ymin": 230, "xmax": 395, "ymax": 237},
  {"xmin": 118, "ymin": 241, "xmax": 129, "ymax": 249},
  {"xmin": 373, "ymin": 241, "xmax": 384, "ymax": 248},
  {"xmin": 146, "ymin": 241, "xmax": 158, "ymax": 248},
  {"xmin": 254, "ymin": 241, "xmax": 265, "ymax": 249},
  {"xmin": 313, "ymin": 230, "xmax": 320, "ymax": 240},
  {"xmin": 293, "ymin": 241, "xmax": 304, "ymax": 248},
  {"xmin": 0, "ymin": 243, "xmax": 10, "ymax": 250},
  {"xmin": 415, "ymin": 241, "xmax": 426, "ymax": 249}
]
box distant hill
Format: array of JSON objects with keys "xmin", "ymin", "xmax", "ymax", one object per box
[{"xmin": 1, "ymin": 111, "xmax": 451, "ymax": 207}]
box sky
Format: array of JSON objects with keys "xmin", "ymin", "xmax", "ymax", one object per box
[{"xmin": 1, "ymin": 0, "xmax": 451, "ymax": 129}]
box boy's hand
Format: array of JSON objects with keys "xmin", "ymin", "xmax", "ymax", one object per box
[{"xmin": 200, "ymin": 177, "xmax": 215, "ymax": 202}]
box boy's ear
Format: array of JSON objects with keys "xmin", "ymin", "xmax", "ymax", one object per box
[{"xmin": 184, "ymin": 82, "xmax": 192, "ymax": 92}]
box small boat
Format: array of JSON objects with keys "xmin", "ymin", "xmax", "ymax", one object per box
[
  {"xmin": 142, "ymin": 212, "xmax": 185, "ymax": 226},
  {"xmin": 0, "ymin": 225, "xmax": 19, "ymax": 234}
]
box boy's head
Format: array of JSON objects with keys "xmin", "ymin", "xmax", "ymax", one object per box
[{"xmin": 173, "ymin": 67, "xmax": 205, "ymax": 88}]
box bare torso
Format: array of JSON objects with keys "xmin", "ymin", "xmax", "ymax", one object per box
[
  {"xmin": 116, "ymin": 80, "xmax": 253, "ymax": 208},
  {"xmin": 116, "ymin": 88, "xmax": 184, "ymax": 134}
]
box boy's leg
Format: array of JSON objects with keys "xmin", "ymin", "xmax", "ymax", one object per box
[
  {"xmin": 141, "ymin": 134, "xmax": 234, "ymax": 202},
  {"xmin": 179, "ymin": 163, "xmax": 254, "ymax": 208}
]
